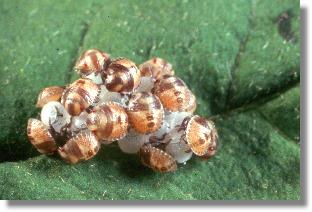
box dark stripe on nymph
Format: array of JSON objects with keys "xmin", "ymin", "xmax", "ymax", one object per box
[
  {"xmin": 35, "ymin": 140, "xmax": 55, "ymax": 151},
  {"xmin": 178, "ymin": 116, "xmax": 191, "ymax": 132},
  {"xmin": 123, "ymin": 70, "xmax": 134, "ymax": 92},
  {"xmin": 173, "ymin": 77, "xmax": 186, "ymax": 87},
  {"xmin": 102, "ymin": 54, "xmax": 111, "ymax": 71},
  {"xmin": 105, "ymin": 74, "xmax": 123, "ymax": 91},
  {"xmin": 156, "ymin": 81, "xmax": 174, "ymax": 93},
  {"xmin": 194, "ymin": 116, "xmax": 208, "ymax": 128},
  {"xmin": 62, "ymin": 80, "xmax": 98, "ymax": 105},
  {"xmin": 162, "ymin": 74, "xmax": 172, "ymax": 79},
  {"xmin": 62, "ymin": 86, "xmax": 76, "ymax": 102},
  {"xmin": 90, "ymin": 52, "xmax": 100, "ymax": 71},
  {"xmin": 101, "ymin": 105, "xmax": 114, "ymax": 138},
  {"xmin": 108, "ymin": 62, "xmax": 128, "ymax": 72},
  {"xmin": 106, "ymin": 62, "xmax": 130, "ymax": 91},
  {"xmin": 70, "ymin": 141, "xmax": 84, "ymax": 158},
  {"xmin": 75, "ymin": 86, "xmax": 93, "ymax": 105}
]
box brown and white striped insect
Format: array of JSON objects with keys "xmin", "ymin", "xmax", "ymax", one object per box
[
  {"xmin": 127, "ymin": 92, "xmax": 164, "ymax": 134},
  {"xmin": 27, "ymin": 118, "xmax": 58, "ymax": 154},
  {"xmin": 74, "ymin": 49, "xmax": 111, "ymax": 76},
  {"xmin": 36, "ymin": 86, "xmax": 65, "ymax": 108},
  {"xmin": 86, "ymin": 102, "xmax": 129, "ymax": 143},
  {"xmin": 139, "ymin": 144, "xmax": 177, "ymax": 173},
  {"xmin": 181, "ymin": 115, "xmax": 218, "ymax": 156},
  {"xmin": 139, "ymin": 57, "xmax": 174, "ymax": 81},
  {"xmin": 153, "ymin": 75, "xmax": 197, "ymax": 113},
  {"xmin": 103, "ymin": 58, "xmax": 141, "ymax": 94},
  {"xmin": 58, "ymin": 131, "xmax": 100, "ymax": 164},
  {"xmin": 61, "ymin": 79, "xmax": 100, "ymax": 116}
]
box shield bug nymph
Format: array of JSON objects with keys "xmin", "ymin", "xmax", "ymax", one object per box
[{"xmin": 139, "ymin": 144, "xmax": 177, "ymax": 173}]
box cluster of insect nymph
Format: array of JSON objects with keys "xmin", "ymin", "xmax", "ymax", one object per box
[{"xmin": 27, "ymin": 49, "xmax": 218, "ymax": 173}]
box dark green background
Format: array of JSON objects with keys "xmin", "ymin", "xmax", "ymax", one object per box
[{"xmin": 0, "ymin": 0, "xmax": 300, "ymax": 200}]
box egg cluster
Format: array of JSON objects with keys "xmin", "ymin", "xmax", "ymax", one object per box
[{"xmin": 27, "ymin": 49, "xmax": 218, "ymax": 173}]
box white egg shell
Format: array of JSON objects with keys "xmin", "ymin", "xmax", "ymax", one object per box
[
  {"xmin": 165, "ymin": 141, "xmax": 192, "ymax": 164},
  {"xmin": 164, "ymin": 111, "xmax": 192, "ymax": 130},
  {"xmin": 117, "ymin": 130, "xmax": 149, "ymax": 154},
  {"xmin": 148, "ymin": 120, "xmax": 171, "ymax": 143},
  {"xmin": 70, "ymin": 111, "xmax": 88, "ymax": 133},
  {"xmin": 41, "ymin": 101, "xmax": 71, "ymax": 133},
  {"xmin": 98, "ymin": 85, "xmax": 123, "ymax": 104},
  {"xmin": 84, "ymin": 72, "xmax": 103, "ymax": 85},
  {"xmin": 148, "ymin": 109, "xmax": 191, "ymax": 143},
  {"xmin": 135, "ymin": 76, "xmax": 154, "ymax": 93},
  {"xmin": 162, "ymin": 125, "xmax": 184, "ymax": 144}
]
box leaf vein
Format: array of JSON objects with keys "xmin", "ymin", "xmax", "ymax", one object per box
[{"xmin": 225, "ymin": 1, "xmax": 255, "ymax": 109}]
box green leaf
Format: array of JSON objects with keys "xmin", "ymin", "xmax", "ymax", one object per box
[{"xmin": 0, "ymin": 0, "xmax": 300, "ymax": 200}]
